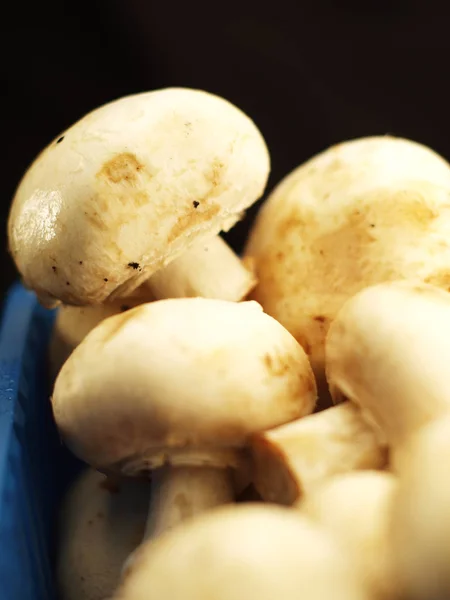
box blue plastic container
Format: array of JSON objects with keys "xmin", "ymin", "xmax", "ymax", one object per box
[{"xmin": 0, "ymin": 284, "xmax": 82, "ymax": 600}]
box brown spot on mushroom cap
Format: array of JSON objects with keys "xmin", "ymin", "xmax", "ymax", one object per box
[
  {"xmin": 425, "ymin": 270, "xmax": 450, "ymax": 292},
  {"xmin": 204, "ymin": 158, "xmax": 225, "ymax": 187},
  {"xmin": 263, "ymin": 350, "xmax": 301, "ymax": 377},
  {"xmin": 313, "ymin": 315, "xmax": 328, "ymax": 324},
  {"xmin": 97, "ymin": 152, "xmax": 145, "ymax": 185},
  {"xmin": 168, "ymin": 203, "xmax": 221, "ymax": 243},
  {"xmin": 83, "ymin": 153, "xmax": 151, "ymax": 236},
  {"xmin": 166, "ymin": 158, "xmax": 227, "ymax": 243},
  {"xmin": 247, "ymin": 184, "xmax": 446, "ymax": 379}
]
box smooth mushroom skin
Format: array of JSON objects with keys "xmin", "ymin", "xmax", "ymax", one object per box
[
  {"xmin": 52, "ymin": 298, "xmax": 316, "ymax": 540},
  {"xmin": 114, "ymin": 504, "xmax": 369, "ymax": 600},
  {"xmin": 244, "ymin": 136, "xmax": 450, "ymax": 381},
  {"xmin": 143, "ymin": 466, "xmax": 235, "ymax": 539},
  {"xmin": 251, "ymin": 401, "xmax": 387, "ymax": 505},
  {"xmin": 146, "ymin": 235, "xmax": 257, "ymax": 301},
  {"xmin": 8, "ymin": 87, "xmax": 269, "ymax": 307},
  {"xmin": 49, "ymin": 283, "xmax": 155, "ymax": 381},
  {"xmin": 57, "ymin": 468, "xmax": 150, "ymax": 600},
  {"xmin": 326, "ymin": 280, "xmax": 450, "ymax": 458},
  {"xmin": 299, "ymin": 471, "xmax": 398, "ymax": 600},
  {"xmin": 391, "ymin": 415, "xmax": 450, "ymax": 600},
  {"xmin": 49, "ymin": 237, "xmax": 256, "ymax": 383}
]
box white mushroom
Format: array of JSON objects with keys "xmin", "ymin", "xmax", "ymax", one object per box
[
  {"xmin": 244, "ymin": 136, "xmax": 450, "ymax": 382},
  {"xmin": 391, "ymin": 414, "xmax": 450, "ymax": 600},
  {"xmin": 56, "ymin": 468, "xmax": 150, "ymax": 600},
  {"xmin": 326, "ymin": 280, "xmax": 450, "ymax": 462},
  {"xmin": 114, "ymin": 504, "xmax": 369, "ymax": 600},
  {"xmin": 49, "ymin": 282, "xmax": 155, "ymax": 381},
  {"xmin": 8, "ymin": 87, "xmax": 269, "ymax": 308},
  {"xmin": 147, "ymin": 235, "xmax": 256, "ymax": 301},
  {"xmin": 251, "ymin": 402, "xmax": 387, "ymax": 505},
  {"xmin": 52, "ymin": 298, "xmax": 316, "ymax": 546},
  {"xmin": 299, "ymin": 471, "xmax": 398, "ymax": 600},
  {"xmin": 49, "ymin": 237, "xmax": 255, "ymax": 381}
]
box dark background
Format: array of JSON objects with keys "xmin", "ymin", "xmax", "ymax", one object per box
[{"xmin": 2, "ymin": 0, "xmax": 449, "ymax": 299}]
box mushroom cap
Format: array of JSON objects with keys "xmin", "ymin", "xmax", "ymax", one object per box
[
  {"xmin": 391, "ymin": 414, "xmax": 450, "ymax": 600},
  {"xmin": 326, "ymin": 280, "xmax": 450, "ymax": 449},
  {"xmin": 300, "ymin": 471, "xmax": 398, "ymax": 600},
  {"xmin": 52, "ymin": 298, "xmax": 316, "ymax": 475},
  {"xmin": 115, "ymin": 504, "xmax": 368, "ymax": 600},
  {"xmin": 49, "ymin": 284, "xmax": 154, "ymax": 380},
  {"xmin": 8, "ymin": 87, "xmax": 270, "ymax": 307},
  {"xmin": 244, "ymin": 136, "xmax": 450, "ymax": 377},
  {"xmin": 57, "ymin": 468, "xmax": 150, "ymax": 600}
]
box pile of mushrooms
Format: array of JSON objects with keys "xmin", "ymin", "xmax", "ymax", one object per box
[{"xmin": 9, "ymin": 89, "xmax": 450, "ymax": 599}]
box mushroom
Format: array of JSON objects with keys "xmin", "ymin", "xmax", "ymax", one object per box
[
  {"xmin": 326, "ymin": 280, "xmax": 450, "ymax": 464},
  {"xmin": 56, "ymin": 468, "xmax": 150, "ymax": 600},
  {"xmin": 391, "ymin": 414, "xmax": 450, "ymax": 600},
  {"xmin": 49, "ymin": 284, "xmax": 155, "ymax": 381},
  {"xmin": 52, "ymin": 297, "xmax": 316, "ymax": 545},
  {"xmin": 146, "ymin": 235, "xmax": 256, "ymax": 301},
  {"xmin": 8, "ymin": 87, "xmax": 269, "ymax": 308},
  {"xmin": 299, "ymin": 471, "xmax": 398, "ymax": 600},
  {"xmin": 251, "ymin": 401, "xmax": 387, "ymax": 505},
  {"xmin": 244, "ymin": 136, "xmax": 450, "ymax": 385},
  {"xmin": 113, "ymin": 504, "xmax": 369, "ymax": 600},
  {"xmin": 49, "ymin": 235, "xmax": 255, "ymax": 382}
]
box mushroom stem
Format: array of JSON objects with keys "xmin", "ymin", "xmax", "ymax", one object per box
[
  {"xmin": 146, "ymin": 236, "xmax": 257, "ymax": 301},
  {"xmin": 144, "ymin": 466, "xmax": 234, "ymax": 540},
  {"xmin": 251, "ymin": 402, "xmax": 388, "ymax": 505}
]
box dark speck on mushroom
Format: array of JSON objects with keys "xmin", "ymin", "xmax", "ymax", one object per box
[
  {"xmin": 193, "ymin": 201, "xmax": 200, "ymax": 208},
  {"xmin": 52, "ymin": 266, "xmax": 57, "ymax": 273},
  {"xmin": 313, "ymin": 315, "xmax": 327, "ymax": 323},
  {"xmin": 120, "ymin": 305, "xmax": 130, "ymax": 312},
  {"xmin": 79, "ymin": 261, "xmax": 83, "ymax": 265},
  {"xmin": 128, "ymin": 262, "xmax": 140, "ymax": 270},
  {"xmin": 56, "ymin": 136, "xmax": 64, "ymax": 144},
  {"xmin": 66, "ymin": 281, "xmax": 70, "ymax": 286},
  {"xmin": 104, "ymin": 278, "xmax": 108, "ymax": 282}
]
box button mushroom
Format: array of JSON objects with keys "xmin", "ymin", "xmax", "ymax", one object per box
[
  {"xmin": 57, "ymin": 468, "xmax": 150, "ymax": 600},
  {"xmin": 146, "ymin": 235, "xmax": 256, "ymax": 301},
  {"xmin": 391, "ymin": 414, "xmax": 450, "ymax": 600},
  {"xmin": 299, "ymin": 471, "xmax": 398, "ymax": 600},
  {"xmin": 8, "ymin": 87, "xmax": 269, "ymax": 308},
  {"xmin": 244, "ymin": 136, "xmax": 450, "ymax": 385},
  {"xmin": 114, "ymin": 504, "xmax": 369, "ymax": 600},
  {"xmin": 251, "ymin": 401, "xmax": 387, "ymax": 505},
  {"xmin": 326, "ymin": 280, "xmax": 450, "ymax": 463},
  {"xmin": 49, "ymin": 235, "xmax": 255, "ymax": 381},
  {"xmin": 52, "ymin": 298, "xmax": 316, "ymax": 546},
  {"xmin": 48, "ymin": 277, "xmax": 158, "ymax": 381}
]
